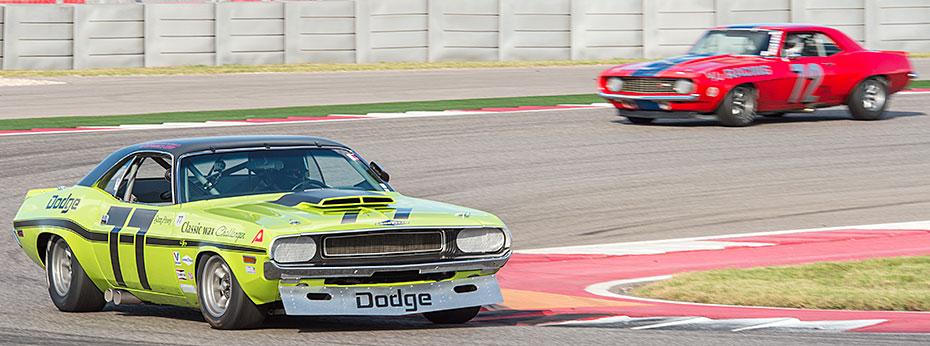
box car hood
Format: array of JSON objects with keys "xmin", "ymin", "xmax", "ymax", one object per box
[
  {"xmin": 197, "ymin": 190, "xmax": 501, "ymax": 240},
  {"xmin": 604, "ymin": 54, "xmax": 776, "ymax": 77}
]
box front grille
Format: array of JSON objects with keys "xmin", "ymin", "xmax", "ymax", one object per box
[
  {"xmin": 621, "ymin": 78, "xmax": 677, "ymax": 93},
  {"xmin": 323, "ymin": 231, "xmax": 443, "ymax": 257}
]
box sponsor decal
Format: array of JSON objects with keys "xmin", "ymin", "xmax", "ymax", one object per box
[
  {"xmin": 153, "ymin": 215, "xmax": 172, "ymax": 225},
  {"xmin": 376, "ymin": 220, "xmax": 409, "ymax": 226},
  {"xmin": 181, "ymin": 255, "xmax": 194, "ymax": 266},
  {"xmin": 242, "ymin": 255, "xmax": 257, "ymax": 264},
  {"xmin": 139, "ymin": 143, "xmax": 181, "ymax": 150},
  {"xmin": 245, "ymin": 266, "xmax": 256, "ymax": 274},
  {"xmin": 172, "ymin": 251, "xmax": 182, "ymax": 266},
  {"xmin": 187, "ymin": 272, "xmax": 194, "ymax": 281},
  {"xmin": 174, "ymin": 213, "xmax": 185, "ymax": 227},
  {"xmin": 251, "ymin": 229, "xmax": 264, "ymax": 244},
  {"xmin": 176, "ymin": 269, "xmax": 187, "ymax": 281},
  {"xmin": 46, "ymin": 194, "xmax": 80, "ymax": 214},
  {"xmin": 179, "ymin": 283, "xmax": 197, "ymax": 294},
  {"xmin": 762, "ymin": 31, "xmax": 783, "ymax": 56},
  {"xmin": 346, "ymin": 153, "xmax": 360, "ymax": 161},
  {"xmin": 179, "ymin": 221, "xmax": 246, "ymax": 240},
  {"xmin": 705, "ymin": 65, "xmax": 773, "ymax": 82},
  {"xmin": 355, "ymin": 290, "xmax": 432, "ymax": 312}
]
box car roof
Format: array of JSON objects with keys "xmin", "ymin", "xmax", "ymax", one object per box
[
  {"xmin": 77, "ymin": 135, "xmax": 350, "ymax": 187},
  {"xmin": 715, "ymin": 23, "xmax": 833, "ymax": 31}
]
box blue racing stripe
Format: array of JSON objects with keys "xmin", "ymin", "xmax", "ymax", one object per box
[{"xmin": 630, "ymin": 54, "xmax": 709, "ymax": 77}]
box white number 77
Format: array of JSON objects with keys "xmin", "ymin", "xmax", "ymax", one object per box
[{"xmin": 788, "ymin": 63, "xmax": 824, "ymax": 103}]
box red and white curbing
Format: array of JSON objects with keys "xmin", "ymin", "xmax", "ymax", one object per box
[{"xmin": 498, "ymin": 220, "xmax": 930, "ymax": 333}]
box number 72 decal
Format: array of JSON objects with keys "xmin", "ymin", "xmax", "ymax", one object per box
[{"xmin": 789, "ymin": 63, "xmax": 824, "ymax": 104}]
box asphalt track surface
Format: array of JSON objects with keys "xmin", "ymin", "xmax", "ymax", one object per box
[
  {"xmin": 0, "ymin": 65, "xmax": 608, "ymax": 119},
  {"xmin": 3, "ymin": 90, "xmax": 930, "ymax": 344}
]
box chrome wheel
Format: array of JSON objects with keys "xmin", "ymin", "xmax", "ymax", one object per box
[
  {"xmin": 730, "ymin": 86, "xmax": 755, "ymax": 118},
  {"xmin": 861, "ymin": 80, "xmax": 886, "ymax": 112},
  {"xmin": 50, "ymin": 240, "xmax": 72, "ymax": 297},
  {"xmin": 202, "ymin": 257, "xmax": 232, "ymax": 317}
]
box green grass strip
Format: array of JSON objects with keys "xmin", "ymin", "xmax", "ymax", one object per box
[
  {"xmin": 907, "ymin": 80, "xmax": 930, "ymax": 89},
  {"xmin": 0, "ymin": 94, "xmax": 605, "ymax": 131},
  {"xmin": 633, "ymin": 255, "xmax": 930, "ymax": 311}
]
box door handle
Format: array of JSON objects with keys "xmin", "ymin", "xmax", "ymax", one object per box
[{"xmin": 823, "ymin": 63, "xmax": 835, "ymax": 66}]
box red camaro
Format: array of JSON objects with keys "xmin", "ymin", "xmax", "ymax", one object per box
[{"xmin": 598, "ymin": 24, "xmax": 917, "ymax": 126}]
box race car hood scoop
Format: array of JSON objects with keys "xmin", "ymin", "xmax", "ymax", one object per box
[{"xmin": 271, "ymin": 189, "xmax": 395, "ymax": 208}]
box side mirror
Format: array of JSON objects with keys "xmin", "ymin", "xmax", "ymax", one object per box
[{"xmin": 369, "ymin": 161, "xmax": 390, "ymax": 183}]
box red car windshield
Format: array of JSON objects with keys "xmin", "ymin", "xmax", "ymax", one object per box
[{"xmin": 689, "ymin": 30, "xmax": 775, "ymax": 56}]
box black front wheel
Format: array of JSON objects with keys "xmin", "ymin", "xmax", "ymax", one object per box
[
  {"xmin": 46, "ymin": 237, "xmax": 106, "ymax": 312},
  {"xmin": 715, "ymin": 85, "xmax": 757, "ymax": 127},
  {"xmin": 423, "ymin": 306, "xmax": 481, "ymax": 324},
  {"xmin": 196, "ymin": 254, "xmax": 266, "ymax": 329}
]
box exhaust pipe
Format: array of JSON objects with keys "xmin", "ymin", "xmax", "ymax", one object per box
[{"xmin": 105, "ymin": 289, "xmax": 143, "ymax": 305}]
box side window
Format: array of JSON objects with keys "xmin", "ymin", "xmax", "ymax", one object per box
[
  {"xmin": 124, "ymin": 155, "xmax": 173, "ymax": 205},
  {"xmin": 814, "ymin": 33, "xmax": 842, "ymax": 56},
  {"xmin": 784, "ymin": 33, "xmax": 841, "ymax": 57},
  {"xmin": 100, "ymin": 157, "xmax": 136, "ymax": 198}
]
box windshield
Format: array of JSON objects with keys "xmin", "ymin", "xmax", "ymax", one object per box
[
  {"xmin": 690, "ymin": 30, "xmax": 774, "ymax": 56},
  {"xmin": 178, "ymin": 148, "xmax": 384, "ymax": 203}
]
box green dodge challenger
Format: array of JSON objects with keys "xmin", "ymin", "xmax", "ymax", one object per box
[{"xmin": 12, "ymin": 136, "xmax": 511, "ymax": 329}]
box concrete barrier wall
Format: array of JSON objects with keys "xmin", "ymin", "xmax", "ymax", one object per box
[{"xmin": 0, "ymin": 0, "xmax": 928, "ymax": 70}]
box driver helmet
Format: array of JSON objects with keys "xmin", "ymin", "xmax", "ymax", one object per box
[{"xmin": 785, "ymin": 36, "xmax": 804, "ymax": 56}]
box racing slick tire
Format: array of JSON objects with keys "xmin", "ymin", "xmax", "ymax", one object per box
[
  {"xmin": 423, "ymin": 306, "xmax": 482, "ymax": 324},
  {"xmin": 625, "ymin": 116, "xmax": 655, "ymax": 125},
  {"xmin": 197, "ymin": 254, "xmax": 266, "ymax": 329},
  {"xmin": 46, "ymin": 237, "xmax": 107, "ymax": 312},
  {"xmin": 848, "ymin": 77, "xmax": 888, "ymax": 121},
  {"xmin": 715, "ymin": 85, "xmax": 757, "ymax": 127}
]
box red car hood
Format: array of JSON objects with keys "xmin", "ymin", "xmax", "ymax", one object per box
[{"xmin": 604, "ymin": 54, "xmax": 776, "ymax": 77}]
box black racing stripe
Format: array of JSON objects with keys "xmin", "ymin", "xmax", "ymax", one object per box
[
  {"xmin": 393, "ymin": 208, "xmax": 412, "ymax": 220},
  {"xmin": 128, "ymin": 209, "xmax": 158, "ymax": 291},
  {"xmin": 341, "ymin": 211, "xmax": 359, "ymax": 224},
  {"xmin": 186, "ymin": 240, "xmax": 267, "ymax": 254},
  {"xmin": 105, "ymin": 206, "xmax": 133, "ymax": 288},
  {"xmin": 119, "ymin": 234, "xmax": 134, "ymax": 243},
  {"xmin": 144, "ymin": 237, "xmax": 265, "ymax": 254},
  {"xmin": 109, "ymin": 227, "xmax": 125, "ymax": 287},
  {"xmin": 12, "ymin": 219, "xmax": 108, "ymax": 242}
]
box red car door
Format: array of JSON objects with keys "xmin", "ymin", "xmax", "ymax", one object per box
[{"xmin": 781, "ymin": 32, "xmax": 843, "ymax": 106}]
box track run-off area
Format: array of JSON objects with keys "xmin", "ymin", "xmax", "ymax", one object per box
[{"xmin": 3, "ymin": 78, "xmax": 930, "ymax": 344}]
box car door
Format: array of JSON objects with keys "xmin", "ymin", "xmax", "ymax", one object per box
[
  {"xmin": 781, "ymin": 32, "xmax": 841, "ymax": 106},
  {"xmin": 92, "ymin": 152, "xmax": 183, "ymax": 295}
]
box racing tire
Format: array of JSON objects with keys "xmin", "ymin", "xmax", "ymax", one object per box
[
  {"xmin": 625, "ymin": 116, "xmax": 655, "ymax": 125},
  {"xmin": 715, "ymin": 85, "xmax": 757, "ymax": 127},
  {"xmin": 196, "ymin": 254, "xmax": 266, "ymax": 329},
  {"xmin": 848, "ymin": 78, "xmax": 888, "ymax": 121},
  {"xmin": 46, "ymin": 237, "xmax": 107, "ymax": 312},
  {"xmin": 423, "ymin": 306, "xmax": 481, "ymax": 324}
]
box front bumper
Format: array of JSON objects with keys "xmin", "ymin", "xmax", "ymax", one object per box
[
  {"xmin": 279, "ymin": 275, "xmax": 503, "ymax": 315},
  {"xmin": 597, "ymin": 91, "xmax": 699, "ymax": 101},
  {"xmin": 264, "ymin": 251, "xmax": 511, "ymax": 280}
]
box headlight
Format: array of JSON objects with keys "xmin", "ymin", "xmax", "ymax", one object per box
[
  {"xmin": 605, "ymin": 77, "xmax": 623, "ymax": 92},
  {"xmin": 456, "ymin": 228, "xmax": 506, "ymax": 253},
  {"xmin": 673, "ymin": 79, "xmax": 694, "ymax": 94},
  {"xmin": 270, "ymin": 236, "xmax": 317, "ymax": 263}
]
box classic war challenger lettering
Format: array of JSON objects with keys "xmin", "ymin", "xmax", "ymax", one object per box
[
  {"xmin": 12, "ymin": 136, "xmax": 511, "ymax": 329},
  {"xmin": 598, "ymin": 24, "xmax": 917, "ymax": 126}
]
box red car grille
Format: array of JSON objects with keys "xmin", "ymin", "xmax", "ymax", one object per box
[{"xmin": 621, "ymin": 78, "xmax": 678, "ymax": 93}]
